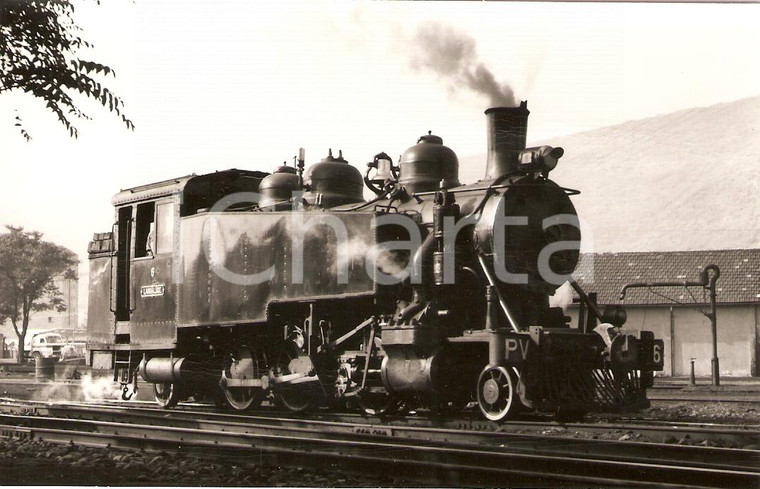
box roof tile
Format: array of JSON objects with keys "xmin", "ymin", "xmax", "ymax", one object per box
[{"xmin": 573, "ymin": 250, "xmax": 760, "ymax": 305}]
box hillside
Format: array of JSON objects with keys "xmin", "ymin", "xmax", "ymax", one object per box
[{"xmin": 459, "ymin": 96, "xmax": 760, "ymax": 252}]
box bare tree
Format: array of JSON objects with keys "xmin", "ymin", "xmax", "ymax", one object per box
[
  {"xmin": 0, "ymin": 226, "xmax": 78, "ymax": 363},
  {"xmin": 0, "ymin": 0, "xmax": 134, "ymax": 139}
]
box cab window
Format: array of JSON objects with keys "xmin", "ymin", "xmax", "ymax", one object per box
[
  {"xmin": 155, "ymin": 201, "xmax": 175, "ymax": 255},
  {"xmin": 134, "ymin": 202, "xmax": 155, "ymax": 258}
]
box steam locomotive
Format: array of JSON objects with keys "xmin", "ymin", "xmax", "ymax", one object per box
[{"xmin": 87, "ymin": 103, "xmax": 664, "ymax": 421}]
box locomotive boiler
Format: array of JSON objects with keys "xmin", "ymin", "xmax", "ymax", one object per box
[{"xmin": 87, "ymin": 102, "xmax": 664, "ymax": 421}]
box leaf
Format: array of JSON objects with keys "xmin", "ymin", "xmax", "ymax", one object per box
[{"xmin": 2, "ymin": 1, "xmax": 132, "ymax": 139}]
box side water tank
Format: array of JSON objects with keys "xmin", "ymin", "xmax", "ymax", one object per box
[
  {"xmin": 303, "ymin": 150, "xmax": 365, "ymax": 208},
  {"xmin": 398, "ymin": 133, "xmax": 460, "ymax": 194},
  {"xmin": 259, "ymin": 165, "xmax": 299, "ymax": 210}
]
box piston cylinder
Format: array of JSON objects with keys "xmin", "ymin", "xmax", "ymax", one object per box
[
  {"xmin": 139, "ymin": 356, "xmax": 220, "ymax": 387},
  {"xmin": 381, "ymin": 344, "xmax": 480, "ymax": 399},
  {"xmin": 381, "ymin": 349, "xmax": 441, "ymax": 394}
]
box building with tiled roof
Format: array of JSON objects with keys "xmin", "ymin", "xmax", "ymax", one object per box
[
  {"xmin": 565, "ymin": 250, "xmax": 760, "ymax": 378},
  {"xmin": 573, "ymin": 250, "xmax": 760, "ymax": 306}
]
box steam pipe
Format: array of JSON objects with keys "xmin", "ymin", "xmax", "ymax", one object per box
[
  {"xmin": 619, "ymin": 264, "xmax": 720, "ymax": 300},
  {"xmin": 620, "ymin": 280, "xmax": 702, "ymax": 301},
  {"xmin": 398, "ymin": 229, "xmax": 437, "ymax": 322}
]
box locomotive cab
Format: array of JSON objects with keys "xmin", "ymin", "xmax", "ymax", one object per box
[{"xmin": 87, "ymin": 170, "xmax": 268, "ymax": 377}]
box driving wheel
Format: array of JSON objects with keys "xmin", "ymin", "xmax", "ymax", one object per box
[
  {"xmin": 274, "ymin": 347, "xmax": 317, "ymax": 413},
  {"xmin": 276, "ymin": 384, "xmax": 314, "ymax": 412},
  {"xmin": 222, "ymin": 346, "xmax": 265, "ymax": 411}
]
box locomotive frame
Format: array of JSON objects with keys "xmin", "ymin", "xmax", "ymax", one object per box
[{"xmin": 87, "ymin": 103, "xmax": 664, "ymax": 421}]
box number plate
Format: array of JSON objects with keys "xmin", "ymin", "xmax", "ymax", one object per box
[
  {"xmin": 652, "ymin": 339, "xmax": 665, "ymax": 369},
  {"xmin": 141, "ymin": 284, "xmax": 165, "ymax": 298}
]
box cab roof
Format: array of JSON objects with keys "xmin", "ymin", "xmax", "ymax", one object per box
[{"xmin": 111, "ymin": 169, "xmax": 269, "ymax": 207}]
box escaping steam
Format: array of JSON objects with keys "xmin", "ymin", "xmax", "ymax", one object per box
[
  {"xmin": 81, "ymin": 373, "xmax": 124, "ymax": 401},
  {"xmin": 337, "ymin": 238, "xmax": 407, "ymax": 276},
  {"xmin": 410, "ymin": 22, "xmax": 516, "ymax": 107},
  {"xmin": 31, "ymin": 372, "xmax": 123, "ymax": 403},
  {"xmin": 549, "ymin": 281, "xmax": 575, "ymax": 312}
]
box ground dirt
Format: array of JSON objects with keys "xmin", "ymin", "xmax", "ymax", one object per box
[
  {"xmin": 0, "ymin": 437, "xmax": 394, "ymax": 486},
  {"xmin": 646, "ymin": 400, "xmax": 760, "ymax": 425}
]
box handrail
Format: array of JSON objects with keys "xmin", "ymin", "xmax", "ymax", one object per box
[
  {"xmin": 477, "ymin": 253, "xmax": 521, "ymax": 333},
  {"xmin": 109, "ymin": 222, "xmax": 118, "ymax": 314}
]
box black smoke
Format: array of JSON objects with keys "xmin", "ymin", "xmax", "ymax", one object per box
[{"xmin": 410, "ymin": 22, "xmax": 516, "ymax": 107}]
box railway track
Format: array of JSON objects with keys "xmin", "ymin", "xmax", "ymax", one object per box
[
  {"xmin": 6, "ymin": 398, "xmax": 760, "ymax": 448},
  {"xmin": 649, "ymin": 395, "xmax": 760, "ymax": 404},
  {"xmin": 0, "ymin": 399, "xmax": 759, "ymax": 487}
]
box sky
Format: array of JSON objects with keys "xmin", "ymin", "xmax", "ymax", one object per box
[{"xmin": 1, "ymin": 1, "xmax": 759, "ymax": 325}]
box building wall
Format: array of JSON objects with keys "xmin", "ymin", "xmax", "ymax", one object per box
[
  {"xmin": 672, "ymin": 305, "xmax": 755, "ymax": 377},
  {"xmin": 566, "ymin": 303, "xmax": 758, "ymax": 377},
  {"xmin": 25, "ymin": 276, "xmax": 79, "ymax": 334}
]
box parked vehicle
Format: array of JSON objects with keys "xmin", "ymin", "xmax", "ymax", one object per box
[{"xmin": 25, "ymin": 332, "xmax": 66, "ymax": 362}]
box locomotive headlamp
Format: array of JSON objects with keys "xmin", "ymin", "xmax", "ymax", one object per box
[
  {"xmin": 601, "ymin": 305, "xmax": 627, "ymax": 328},
  {"xmin": 518, "ymin": 145, "xmax": 564, "ymax": 175}
]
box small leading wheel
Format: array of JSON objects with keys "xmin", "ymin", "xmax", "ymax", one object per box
[
  {"xmin": 154, "ymin": 382, "xmax": 182, "ymax": 409},
  {"xmin": 476, "ymin": 365, "xmax": 518, "ymax": 422},
  {"xmin": 223, "ymin": 346, "xmax": 265, "ymax": 411}
]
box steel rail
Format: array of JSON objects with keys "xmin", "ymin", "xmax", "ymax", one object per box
[
  {"xmin": 649, "ymin": 395, "xmax": 760, "ymax": 404},
  {"xmin": 1, "ymin": 408, "xmax": 759, "ymax": 488},
  {"xmin": 8, "ymin": 399, "xmax": 759, "ymax": 449},
  {"xmin": 0, "ymin": 422, "xmax": 672, "ymax": 488},
  {"xmin": 1, "ymin": 415, "xmax": 759, "ymax": 488}
]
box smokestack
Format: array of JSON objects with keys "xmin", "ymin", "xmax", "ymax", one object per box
[{"xmin": 484, "ymin": 101, "xmax": 530, "ymax": 180}]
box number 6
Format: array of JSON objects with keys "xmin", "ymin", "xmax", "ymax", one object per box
[{"xmin": 653, "ymin": 344, "xmax": 662, "ymax": 365}]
